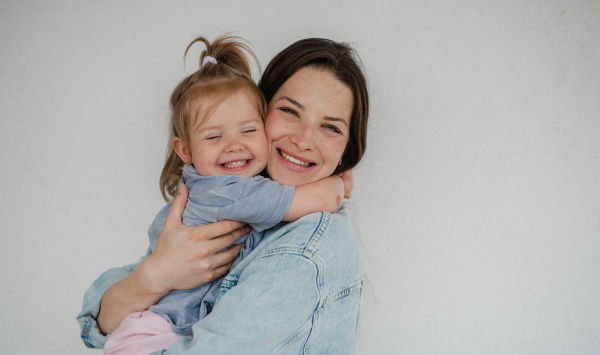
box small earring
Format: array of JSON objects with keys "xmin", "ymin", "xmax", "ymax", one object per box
[{"xmin": 338, "ymin": 158, "xmax": 342, "ymax": 167}]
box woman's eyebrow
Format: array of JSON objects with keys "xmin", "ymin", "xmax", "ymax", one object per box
[
  {"xmin": 278, "ymin": 96, "xmax": 347, "ymax": 128},
  {"xmin": 324, "ymin": 116, "xmax": 349, "ymax": 128},
  {"xmin": 279, "ymin": 96, "xmax": 305, "ymax": 111}
]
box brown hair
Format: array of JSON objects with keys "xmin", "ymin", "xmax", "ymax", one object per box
[
  {"xmin": 259, "ymin": 38, "xmax": 369, "ymax": 175},
  {"xmin": 160, "ymin": 35, "xmax": 266, "ymax": 201}
]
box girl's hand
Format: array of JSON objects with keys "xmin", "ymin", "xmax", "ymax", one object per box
[
  {"xmin": 140, "ymin": 184, "xmax": 249, "ymax": 295},
  {"xmin": 337, "ymin": 170, "xmax": 353, "ymax": 199}
]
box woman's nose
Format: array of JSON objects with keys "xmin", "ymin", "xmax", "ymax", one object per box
[{"xmin": 289, "ymin": 123, "xmax": 315, "ymax": 151}]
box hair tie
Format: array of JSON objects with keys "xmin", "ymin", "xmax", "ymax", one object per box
[{"xmin": 202, "ymin": 56, "xmax": 217, "ymax": 65}]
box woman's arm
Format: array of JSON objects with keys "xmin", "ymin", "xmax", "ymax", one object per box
[
  {"xmin": 81, "ymin": 184, "xmax": 249, "ymax": 339},
  {"xmin": 157, "ymin": 253, "xmax": 321, "ymax": 354},
  {"xmin": 154, "ymin": 207, "xmax": 362, "ymax": 354}
]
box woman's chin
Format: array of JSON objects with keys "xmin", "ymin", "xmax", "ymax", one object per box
[{"xmin": 266, "ymin": 165, "xmax": 308, "ymax": 186}]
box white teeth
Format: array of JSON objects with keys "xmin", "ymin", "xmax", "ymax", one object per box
[
  {"xmin": 222, "ymin": 160, "xmax": 248, "ymax": 168},
  {"xmin": 279, "ymin": 150, "xmax": 311, "ymax": 167}
]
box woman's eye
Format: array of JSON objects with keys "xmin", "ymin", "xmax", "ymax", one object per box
[
  {"xmin": 280, "ymin": 107, "xmax": 298, "ymax": 116},
  {"xmin": 323, "ymin": 124, "xmax": 342, "ymax": 134}
]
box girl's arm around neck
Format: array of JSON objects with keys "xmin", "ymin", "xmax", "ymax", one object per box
[{"xmin": 283, "ymin": 175, "xmax": 344, "ymax": 221}]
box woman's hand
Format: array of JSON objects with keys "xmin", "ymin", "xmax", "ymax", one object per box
[
  {"xmin": 97, "ymin": 184, "xmax": 247, "ymax": 334},
  {"xmin": 338, "ymin": 170, "xmax": 353, "ymax": 199},
  {"xmin": 141, "ymin": 184, "xmax": 249, "ymax": 294}
]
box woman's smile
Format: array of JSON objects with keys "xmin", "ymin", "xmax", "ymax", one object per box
[{"xmin": 278, "ymin": 149, "xmax": 315, "ymax": 167}]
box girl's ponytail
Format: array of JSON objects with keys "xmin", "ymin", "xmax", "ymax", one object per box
[{"xmin": 186, "ymin": 35, "xmax": 259, "ymax": 77}]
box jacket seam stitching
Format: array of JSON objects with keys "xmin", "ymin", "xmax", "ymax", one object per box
[
  {"xmin": 321, "ymin": 280, "xmax": 364, "ymax": 307},
  {"xmin": 303, "ymin": 212, "xmax": 330, "ymax": 257},
  {"xmin": 258, "ymin": 253, "xmax": 321, "ymax": 354},
  {"xmin": 302, "ymin": 258, "xmax": 326, "ymax": 353},
  {"xmin": 80, "ymin": 317, "xmax": 94, "ymax": 348}
]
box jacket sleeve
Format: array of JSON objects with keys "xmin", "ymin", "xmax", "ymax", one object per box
[
  {"xmin": 76, "ymin": 259, "xmax": 141, "ymax": 348},
  {"xmin": 153, "ymin": 253, "xmax": 320, "ymax": 354}
]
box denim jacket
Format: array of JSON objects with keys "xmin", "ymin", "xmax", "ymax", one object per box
[{"xmin": 77, "ymin": 205, "xmax": 364, "ymax": 354}]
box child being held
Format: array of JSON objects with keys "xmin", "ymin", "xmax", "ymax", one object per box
[{"xmin": 104, "ymin": 35, "xmax": 346, "ymax": 355}]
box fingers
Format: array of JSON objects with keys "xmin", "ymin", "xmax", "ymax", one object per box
[
  {"xmin": 163, "ymin": 184, "xmax": 188, "ymax": 230},
  {"xmin": 210, "ymin": 244, "xmax": 243, "ymax": 268},
  {"xmin": 338, "ymin": 170, "xmax": 353, "ymax": 199},
  {"xmin": 196, "ymin": 244, "xmax": 243, "ymax": 283},
  {"xmin": 202, "ymin": 226, "xmax": 250, "ymax": 254},
  {"xmin": 189, "ymin": 220, "xmax": 247, "ymax": 241}
]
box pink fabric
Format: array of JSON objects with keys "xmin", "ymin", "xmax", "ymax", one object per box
[{"xmin": 104, "ymin": 311, "xmax": 191, "ymax": 355}]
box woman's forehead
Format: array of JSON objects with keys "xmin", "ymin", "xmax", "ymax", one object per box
[{"xmin": 274, "ymin": 67, "xmax": 353, "ymax": 120}]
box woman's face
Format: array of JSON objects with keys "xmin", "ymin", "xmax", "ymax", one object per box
[{"xmin": 265, "ymin": 67, "xmax": 353, "ymax": 186}]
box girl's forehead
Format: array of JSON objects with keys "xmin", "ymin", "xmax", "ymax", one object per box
[
  {"xmin": 189, "ymin": 90, "xmax": 251, "ymax": 120},
  {"xmin": 193, "ymin": 91, "xmax": 263, "ymax": 130}
]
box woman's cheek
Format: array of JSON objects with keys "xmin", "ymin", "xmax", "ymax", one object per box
[{"xmin": 265, "ymin": 112, "xmax": 285, "ymax": 142}]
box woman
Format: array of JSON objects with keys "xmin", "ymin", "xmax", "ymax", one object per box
[{"xmin": 78, "ymin": 37, "xmax": 369, "ymax": 354}]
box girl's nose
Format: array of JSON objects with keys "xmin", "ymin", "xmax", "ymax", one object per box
[{"xmin": 224, "ymin": 137, "xmax": 245, "ymax": 152}]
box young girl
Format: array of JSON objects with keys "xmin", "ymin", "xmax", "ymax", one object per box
[{"xmin": 104, "ymin": 35, "xmax": 346, "ymax": 354}]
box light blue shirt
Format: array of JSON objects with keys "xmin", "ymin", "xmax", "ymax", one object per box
[
  {"xmin": 148, "ymin": 165, "xmax": 294, "ymax": 335},
  {"xmin": 77, "ymin": 206, "xmax": 364, "ymax": 354}
]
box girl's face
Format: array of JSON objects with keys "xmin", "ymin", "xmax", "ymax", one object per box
[
  {"xmin": 174, "ymin": 90, "xmax": 268, "ymax": 177},
  {"xmin": 265, "ymin": 67, "xmax": 353, "ymax": 186}
]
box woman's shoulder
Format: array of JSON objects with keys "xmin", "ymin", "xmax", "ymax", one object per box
[
  {"xmin": 264, "ymin": 204, "xmax": 352, "ymax": 240},
  {"xmin": 261, "ymin": 204, "xmax": 363, "ymax": 271}
]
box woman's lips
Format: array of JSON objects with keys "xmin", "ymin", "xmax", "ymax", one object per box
[{"xmin": 276, "ymin": 149, "xmax": 315, "ymax": 171}]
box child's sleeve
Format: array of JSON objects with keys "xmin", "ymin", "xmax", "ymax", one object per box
[
  {"xmin": 146, "ymin": 201, "xmax": 173, "ymax": 253},
  {"xmin": 212, "ymin": 176, "xmax": 294, "ymax": 232}
]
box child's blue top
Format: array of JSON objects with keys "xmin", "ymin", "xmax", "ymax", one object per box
[{"xmin": 146, "ymin": 164, "xmax": 295, "ymax": 335}]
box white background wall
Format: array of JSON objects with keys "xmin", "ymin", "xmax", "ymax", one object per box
[{"xmin": 1, "ymin": 0, "xmax": 599, "ymax": 354}]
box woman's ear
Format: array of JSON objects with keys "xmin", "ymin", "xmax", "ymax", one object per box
[{"xmin": 173, "ymin": 137, "xmax": 192, "ymax": 163}]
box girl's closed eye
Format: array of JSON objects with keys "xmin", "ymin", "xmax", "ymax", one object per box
[
  {"xmin": 205, "ymin": 133, "xmax": 222, "ymax": 140},
  {"xmin": 242, "ymin": 127, "xmax": 257, "ymax": 134}
]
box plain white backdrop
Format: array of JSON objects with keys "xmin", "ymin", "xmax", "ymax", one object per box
[{"xmin": 1, "ymin": 0, "xmax": 599, "ymax": 354}]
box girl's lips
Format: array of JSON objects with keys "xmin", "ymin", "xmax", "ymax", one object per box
[
  {"xmin": 219, "ymin": 159, "xmax": 252, "ymax": 172},
  {"xmin": 275, "ymin": 148, "xmax": 316, "ymax": 172}
]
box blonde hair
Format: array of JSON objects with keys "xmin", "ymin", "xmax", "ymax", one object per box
[{"xmin": 160, "ymin": 34, "xmax": 266, "ymax": 201}]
